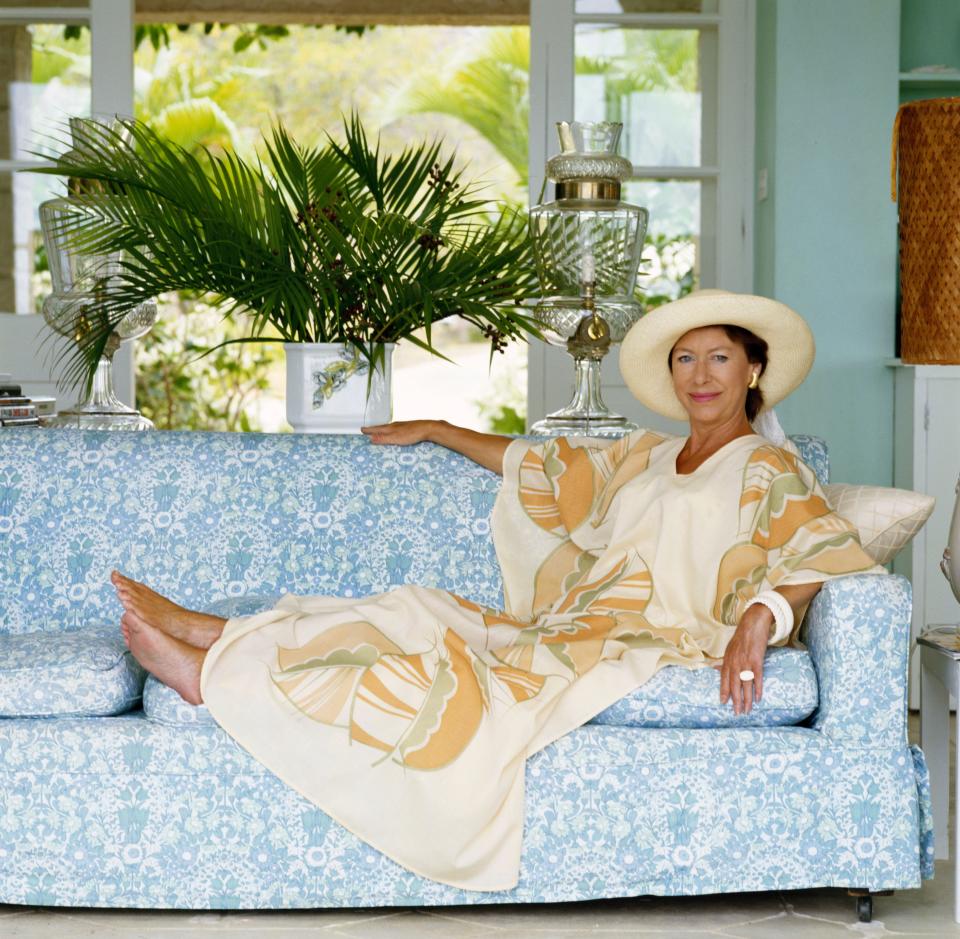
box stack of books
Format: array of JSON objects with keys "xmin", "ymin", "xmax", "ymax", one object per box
[{"xmin": 0, "ymin": 373, "xmax": 55, "ymax": 429}]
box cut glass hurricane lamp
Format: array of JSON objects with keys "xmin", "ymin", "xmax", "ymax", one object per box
[
  {"xmin": 38, "ymin": 119, "xmax": 157, "ymax": 430},
  {"xmin": 528, "ymin": 121, "xmax": 648, "ymax": 437}
]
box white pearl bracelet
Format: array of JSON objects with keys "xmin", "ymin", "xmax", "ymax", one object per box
[{"xmin": 743, "ymin": 591, "xmax": 794, "ymax": 645}]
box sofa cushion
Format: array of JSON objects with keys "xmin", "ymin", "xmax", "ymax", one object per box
[
  {"xmin": 823, "ymin": 482, "xmax": 934, "ymax": 565},
  {"xmin": 146, "ymin": 646, "xmax": 817, "ymax": 730},
  {"xmin": 589, "ymin": 647, "xmax": 817, "ymax": 728},
  {"xmin": 143, "ymin": 674, "xmax": 216, "ymax": 726},
  {"xmin": 0, "ymin": 626, "xmax": 145, "ymax": 717}
]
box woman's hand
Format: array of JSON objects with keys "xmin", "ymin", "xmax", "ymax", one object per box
[
  {"xmin": 361, "ymin": 420, "xmax": 439, "ymax": 446},
  {"xmin": 362, "ymin": 420, "xmax": 512, "ymax": 475},
  {"xmin": 717, "ymin": 604, "xmax": 773, "ymax": 715}
]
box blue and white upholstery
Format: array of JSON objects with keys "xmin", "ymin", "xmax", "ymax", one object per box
[{"xmin": 0, "ymin": 429, "xmax": 933, "ymax": 908}]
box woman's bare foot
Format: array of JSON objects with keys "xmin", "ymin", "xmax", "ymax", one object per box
[
  {"xmin": 111, "ymin": 571, "xmax": 226, "ymax": 650},
  {"xmin": 121, "ymin": 609, "xmax": 204, "ymax": 705}
]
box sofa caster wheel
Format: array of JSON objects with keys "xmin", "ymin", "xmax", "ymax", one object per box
[{"xmin": 848, "ymin": 889, "xmax": 892, "ymax": 923}]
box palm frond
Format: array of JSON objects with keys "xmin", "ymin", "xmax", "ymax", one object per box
[{"xmin": 27, "ymin": 113, "xmax": 540, "ymax": 389}]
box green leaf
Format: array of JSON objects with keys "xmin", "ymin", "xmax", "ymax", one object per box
[{"xmin": 232, "ymin": 33, "xmax": 255, "ymax": 53}]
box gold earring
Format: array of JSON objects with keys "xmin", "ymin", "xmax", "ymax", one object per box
[{"xmin": 748, "ymin": 372, "xmax": 759, "ymax": 390}]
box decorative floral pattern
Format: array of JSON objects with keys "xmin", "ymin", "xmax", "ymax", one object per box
[
  {"xmin": 804, "ymin": 573, "xmax": 912, "ymax": 745},
  {"xmin": 143, "ymin": 675, "xmax": 212, "ymax": 726},
  {"xmin": 0, "ymin": 715, "xmax": 933, "ymax": 907},
  {"xmin": 0, "ymin": 429, "xmax": 932, "ymax": 907},
  {"xmin": 591, "ymin": 647, "xmax": 817, "ymax": 728},
  {"xmin": 790, "ymin": 434, "xmax": 829, "ymax": 486},
  {"xmin": 0, "ymin": 625, "xmax": 145, "ymax": 717},
  {"xmin": 0, "ymin": 431, "xmax": 504, "ymax": 636},
  {"xmin": 311, "ymin": 349, "xmax": 368, "ymax": 409}
]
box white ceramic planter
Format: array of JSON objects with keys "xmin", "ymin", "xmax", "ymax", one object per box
[{"xmin": 284, "ymin": 342, "xmax": 394, "ymax": 434}]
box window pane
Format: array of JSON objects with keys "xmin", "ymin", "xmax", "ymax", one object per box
[
  {"xmin": 624, "ymin": 179, "xmax": 700, "ymax": 305},
  {"xmin": 0, "ymin": 169, "xmax": 60, "ymax": 314},
  {"xmin": 574, "ymin": 24, "xmax": 714, "ymax": 167},
  {"xmin": 0, "ymin": 23, "xmax": 91, "ymax": 161},
  {"xmin": 576, "ymin": 1, "xmax": 719, "ymax": 15}
]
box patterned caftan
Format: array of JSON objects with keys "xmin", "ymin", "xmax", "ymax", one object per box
[{"xmin": 199, "ymin": 431, "xmax": 883, "ymax": 891}]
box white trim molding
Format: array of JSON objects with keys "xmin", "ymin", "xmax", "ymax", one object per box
[{"xmin": 527, "ymin": 0, "xmax": 575, "ymax": 435}]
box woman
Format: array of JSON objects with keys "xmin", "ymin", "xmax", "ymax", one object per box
[{"xmin": 112, "ymin": 289, "xmax": 882, "ymax": 891}]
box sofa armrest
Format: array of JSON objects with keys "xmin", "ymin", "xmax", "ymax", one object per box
[{"xmin": 802, "ymin": 573, "xmax": 912, "ymax": 746}]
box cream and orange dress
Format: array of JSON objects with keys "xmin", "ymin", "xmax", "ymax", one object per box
[{"xmin": 199, "ymin": 430, "xmax": 882, "ymax": 891}]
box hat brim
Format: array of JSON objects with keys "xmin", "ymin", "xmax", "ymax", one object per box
[{"xmin": 618, "ymin": 291, "xmax": 815, "ymax": 421}]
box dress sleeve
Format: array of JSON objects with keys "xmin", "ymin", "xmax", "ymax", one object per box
[
  {"xmin": 491, "ymin": 430, "xmax": 669, "ymax": 618},
  {"xmin": 713, "ymin": 445, "xmax": 885, "ymax": 645},
  {"xmin": 756, "ymin": 452, "xmax": 884, "ymax": 589}
]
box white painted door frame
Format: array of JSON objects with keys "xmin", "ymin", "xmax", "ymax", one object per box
[
  {"xmin": 0, "ymin": 0, "xmax": 136, "ymax": 404},
  {"xmin": 526, "ymin": 0, "xmax": 756, "ymax": 430}
]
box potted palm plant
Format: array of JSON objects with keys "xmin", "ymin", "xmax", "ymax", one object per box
[{"xmin": 33, "ymin": 115, "xmax": 542, "ymax": 432}]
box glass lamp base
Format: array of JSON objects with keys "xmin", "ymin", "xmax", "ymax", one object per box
[
  {"xmin": 529, "ymin": 351, "xmax": 637, "ymax": 438},
  {"xmin": 43, "ymin": 353, "xmax": 155, "ymax": 431},
  {"xmin": 43, "ymin": 410, "xmax": 154, "ymax": 431},
  {"xmin": 529, "ymin": 414, "xmax": 638, "ymax": 439}
]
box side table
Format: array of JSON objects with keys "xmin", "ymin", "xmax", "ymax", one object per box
[{"xmin": 919, "ymin": 625, "xmax": 960, "ymax": 921}]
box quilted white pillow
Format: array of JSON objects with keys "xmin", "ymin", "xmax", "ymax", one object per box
[{"xmin": 824, "ymin": 483, "xmax": 934, "ymax": 565}]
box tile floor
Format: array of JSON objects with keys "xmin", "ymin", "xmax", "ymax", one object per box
[{"xmin": 0, "ymin": 713, "xmax": 953, "ymax": 938}]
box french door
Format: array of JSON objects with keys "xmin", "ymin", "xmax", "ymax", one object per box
[
  {"xmin": 526, "ymin": 0, "xmax": 756, "ymax": 435},
  {"xmin": 0, "ymin": 0, "xmax": 135, "ymax": 403}
]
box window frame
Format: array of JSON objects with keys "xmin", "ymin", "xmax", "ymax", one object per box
[
  {"xmin": 0, "ymin": 0, "xmax": 135, "ymax": 401},
  {"xmin": 526, "ymin": 0, "xmax": 756, "ymax": 431}
]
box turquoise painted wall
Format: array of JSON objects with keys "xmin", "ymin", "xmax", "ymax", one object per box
[
  {"xmin": 754, "ymin": 0, "xmax": 900, "ymax": 485},
  {"xmin": 753, "ymin": 1, "xmax": 777, "ymax": 301},
  {"xmin": 901, "ymin": 0, "xmax": 960, "ymax": 70}
]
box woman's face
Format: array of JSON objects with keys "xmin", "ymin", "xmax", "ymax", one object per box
[{"xmin": 670, "ymin": 325, "xmax": 758, "ymax": 428}]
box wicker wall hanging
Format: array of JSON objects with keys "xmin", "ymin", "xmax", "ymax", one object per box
[{"xmin": 892, "ymin": 97, "xmax": 960, "ymax": 364}]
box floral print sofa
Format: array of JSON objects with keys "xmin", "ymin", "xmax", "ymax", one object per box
[{"xmin": 0, "ymin": 430, "xmax": 933, "ymax": 915}]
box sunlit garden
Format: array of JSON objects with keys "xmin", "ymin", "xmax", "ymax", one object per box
[{"xmin": 26, "ymin": 20, "xmax": 698, "ymax": 432}]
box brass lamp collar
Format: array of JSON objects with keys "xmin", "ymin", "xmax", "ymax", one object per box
[{"xmin": 555, "ymin": 179, "xmax": 621, "ymax": 202}]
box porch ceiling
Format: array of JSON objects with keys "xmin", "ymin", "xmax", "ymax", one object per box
[{"xmin": 134, "ymin": 1, "xmax": 529, "ymax": 26}]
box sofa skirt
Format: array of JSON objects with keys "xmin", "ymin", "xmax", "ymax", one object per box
[{"xmin": 0, "ymin": 714, "xmax": 933, "ymax": 909}]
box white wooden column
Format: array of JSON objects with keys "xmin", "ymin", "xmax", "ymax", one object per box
[
  {"xmin": 716, "ymin": 0, "xmax": 755, "ymax": 291},
  {"xmin": 526, "ymin": 0, "xmax": 574, "ymax": 428},
  {"xmin": 92, "ymin": 0, "xmax": 135, "ymax": 119},
  {"xmin": 91, "ymin": 0, "xmax": 136, "ymax": 406},
  {"xmin": 0, "ymin": 5, "xmax": 91, "ymax": 401}
]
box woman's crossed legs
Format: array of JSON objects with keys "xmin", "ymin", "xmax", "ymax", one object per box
[{"xmin": 111, "ymin": 571, "xmax": 226, "ymax": 705}]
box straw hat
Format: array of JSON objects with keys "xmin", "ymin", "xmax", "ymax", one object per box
[{"xmin": 619, "ymin": 289, "xmax": 815, "ymax": 421}]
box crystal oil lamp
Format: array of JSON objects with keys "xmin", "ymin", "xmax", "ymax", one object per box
[
  {"xmin": 39, "ymin": 118, "xmax": 157, "ymax": 430},
  {"xmin": 528, "ymin": 121, "xmax": 648, "ymax": 436}
]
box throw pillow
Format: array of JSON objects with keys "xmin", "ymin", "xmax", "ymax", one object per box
[
  {"xmin": 0, "ymin": 626, "xmax": 146, "ymax": 717},
  {"xmin": 824, "ymin": 483, "xmax": 935, "ymax": 565}
]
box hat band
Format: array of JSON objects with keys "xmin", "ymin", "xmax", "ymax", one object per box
[{"xmin": 555, "ymin": 179, "xmax": 621, "ymax": 201}]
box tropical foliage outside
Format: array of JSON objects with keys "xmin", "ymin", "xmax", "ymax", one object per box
[{"xmin": 26, "ymin": 22, "xmax": 700, "ymax": 431}]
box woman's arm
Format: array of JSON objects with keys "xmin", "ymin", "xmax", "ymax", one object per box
[
  {"xmin": 361, "ymin": 420, "xmax": 512, "ymax": 475},
  {"xmin": 718, "ymin": 582, "xmax": 824, "ymax": 715}
]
